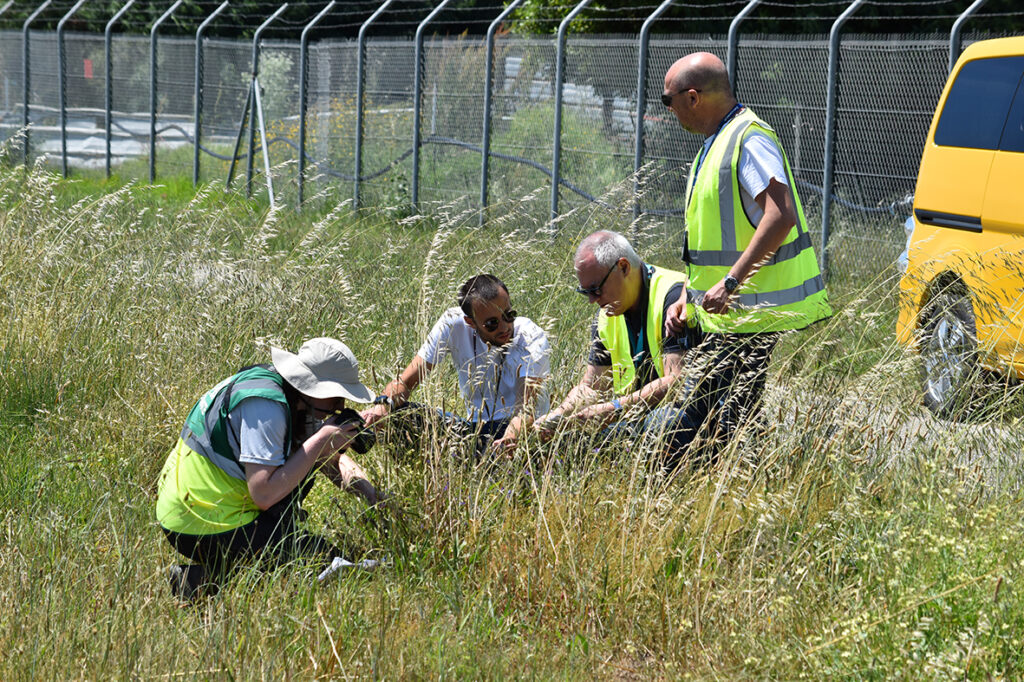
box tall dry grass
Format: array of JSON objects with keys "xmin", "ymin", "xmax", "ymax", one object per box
[{"xmin": 0, "ymin": 163, "xmax": 1022, "ymax": 679}]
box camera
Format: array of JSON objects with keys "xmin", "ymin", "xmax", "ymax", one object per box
[{"xmin": 324, "ymin": 408, "xmax": 377, "ymax": 454}]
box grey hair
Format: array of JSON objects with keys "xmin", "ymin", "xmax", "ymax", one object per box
[{"xmin": 575, "ymin": 230, "xmax": 642, "ymax": 270}]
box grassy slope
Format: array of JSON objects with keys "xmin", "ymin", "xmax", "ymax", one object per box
[{"xmin": 0, "ymin": 166, "xmax": 1022, "ymax": 680}]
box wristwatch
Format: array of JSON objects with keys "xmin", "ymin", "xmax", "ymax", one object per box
[
  {"xmin": 723, "ymin": 275, "xmax": 740, "ymax": 293},
  {"xmin": 373, "ymin": 394, "xmax": 393, "ymax": 407}
]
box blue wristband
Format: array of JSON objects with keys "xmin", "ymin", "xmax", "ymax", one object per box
[{"xmin": 611, "ymin": 398, "xmax": 623, "ymax": 411}]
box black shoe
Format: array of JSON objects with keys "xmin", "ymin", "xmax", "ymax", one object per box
[{"xmin": 168, "ymin": 564, "xmax": 211, "ymax": 602}]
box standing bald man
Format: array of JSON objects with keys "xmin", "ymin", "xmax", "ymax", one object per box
[{"xmin": 662, "ymin": 52, "xmax": 832, "ymax": 447}]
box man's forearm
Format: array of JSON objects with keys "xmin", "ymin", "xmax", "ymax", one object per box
[
  {"xmin": 729, "ymin": 217, "xmax": 792, "ymax": 283},
  {"xmin": 505, "ymin": 381, "xmax": 541, "ymax": 438},
  {"xmin": 325, "ymin": 453, "xmax": 380, "ymax": 506},
  {"xmin": 596, "ymin": 350, "xmax": 687, "ymax": 417},
  {"xmin": 383, "ymin": 356, "xmax": 431, "ymax": 406},
  {"xmin": 553, "ymin": 383, "xmax": 600, "ymax": 415},
  {"xmin": 552, "ymin": 364, "xmax": 609, "ymax": 415},
  {"xmin": 382, "ymin": 375, "xmax": 413, "ymax": 405},
  {"xmin": 502, "ymin": 413, "xmax": 527, "ymax": 441},
  {"xmin": 612, "ymin": 372, "xmax": 678, "ymax": 412},
  {"xmin": 382, "ymin": 378, "xmax": 410, "ymax": 406}
]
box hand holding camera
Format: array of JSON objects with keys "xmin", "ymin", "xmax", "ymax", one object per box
[{"xmin": 322, "ymin": 408, "xmax": 377, "ymax": 454}]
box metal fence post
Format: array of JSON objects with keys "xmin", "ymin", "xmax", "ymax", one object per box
[
  {"xmin": 22, "ymin": 0, "xmax": 53, "ymax": 167},
  {"xmin": 149, "ymin": 0, "xmax": 184, "ymax": 184},
  {"xmin": 0, "ymin": 1, "xmax": 14, "ymax": 18},
  {"xmin": 298, "ymin": 1, "xmax": 336, "ymax": 209},
  {"xmin": 550, "ymin": 0, "xmax": 593, "ymax": 223},
  {"xmin": 820, "ymin": 0, "xmax": 866, "ymax": 280},
  {"xmin": 245, "ymin": 4, "xmax": 288, "ymax": 199},
  {"xmin": 355, "ymin": 0, "xmax": 396, "ymax": 210},
  {"xmin": 480, "ymin": 0, "xmax": 525, "ymax": 226},
  {"xmin": 193, "ymin": 0, "xmax": 230, "ymax": 187},
  {"xmin": 632, "ymin": 0, "xmax": 675, "ymax": 221},
  {"xmin": 104, "ymin": 0, "xmax": 135, "ymax": 178},
  {"xmin": 57, "ymin": 0, "xmax": 88, "ymax": 179},
  {"xmin": 411, "ymin": 0, "xmax": 453, "ymax": 209},
  {"xmin": 252, "ymin": 69, "xmax": 277, "ymax": 208},
  {"xmin": 727, "ymin": 0, "xmax": 762, "ymax": 94},
  {"xmin": 950, "ymin": 0, "xmax": 988, "ymax": 73},
  {"xmin": 225, "ymin": 82, "xmax": 252, "ymax": 190}
]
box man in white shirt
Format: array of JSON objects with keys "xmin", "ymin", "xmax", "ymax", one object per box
[{"xmin": 361, "ymin": 273, "xmax": 551, "ymax": 454}]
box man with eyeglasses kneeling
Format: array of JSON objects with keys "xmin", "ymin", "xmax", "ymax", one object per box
[
  {"xmin": 360, "ymin": 273, "xmax": 551, "ymax": 456},
  {"xmin": 534, "ymin": 231, "xmax": 701, "ymax": 465}
]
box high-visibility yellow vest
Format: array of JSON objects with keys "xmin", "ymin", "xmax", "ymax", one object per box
[
  {"xmin": 684, "ymin": 108, "xmax": 832, "ymax": 333},
  {"xmin": 156, "ymin": 438, "xmax": 263, "ymax": 535},
  {"xmin": 597, "ymin": 265, "xmax": 690, "ymax": 396},
  {"xmin": 156, "ymin": 366, "xmax": 292, "ymax": 535}
]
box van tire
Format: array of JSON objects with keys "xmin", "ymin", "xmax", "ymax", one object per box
[{"xmin": 919, "ymin": 287, "xmax": 980, "ymax": 419}]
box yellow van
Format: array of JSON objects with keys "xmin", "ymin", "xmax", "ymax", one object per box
[{"xmin": 897, "ymin": 36, "xmax": 1024, "ymax": 417}]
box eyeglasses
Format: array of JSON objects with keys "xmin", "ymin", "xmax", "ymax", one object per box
[
  {"xmin": 301, "ymin": 397, "xmax": 343, "ymax": 419},
  {"xmin": 661, "ymin": 87, "xmax": 701, "ymax": 107},
  {"xmin": 575, "ymin": 262, "xmax": 618, "ymax": 297},
  {"xmin": 480, "ymin": 308, "xmax": 517, "ymax": 332}
]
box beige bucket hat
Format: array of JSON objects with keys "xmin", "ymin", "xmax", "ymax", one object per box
[{"xmin": 270, "ymin": 337, "xmax": 374, "ymax": 403}]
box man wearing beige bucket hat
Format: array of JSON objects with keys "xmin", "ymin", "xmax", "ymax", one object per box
[{"xmin": 156, "ymin": 337, "xmax": 384, "ymax": 601}]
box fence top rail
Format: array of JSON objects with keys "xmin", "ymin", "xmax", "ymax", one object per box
[{"xmin": 16, "ymin": 29, "xmax": 982, "ymax": 51}]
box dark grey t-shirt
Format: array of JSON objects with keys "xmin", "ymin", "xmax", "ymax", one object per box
[{"xmin": 589, "ymin": 265, "xmax": 695, "ymax": 390}]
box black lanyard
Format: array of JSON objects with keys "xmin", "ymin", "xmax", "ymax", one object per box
[{"xmin": 687, "ymin": 102, "xmax": 744, "ymax": 206}]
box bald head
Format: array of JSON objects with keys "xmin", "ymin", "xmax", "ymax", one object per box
[
  {"xmin": 664, "ymin": 52, "xmax": 737, "ymax": 136},
  {"xmin": 666, "ymin": 53, "xmax": 731, "ymax": 96}
]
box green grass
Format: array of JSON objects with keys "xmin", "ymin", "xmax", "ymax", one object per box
[{"xmin": 1, "ymin": 163, "xmax": 1022, "ymax": 679}]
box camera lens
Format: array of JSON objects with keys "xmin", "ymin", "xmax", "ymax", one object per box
[{"xmin": 328, "ymin": 408, "xmax": 376, "ymax": 454}]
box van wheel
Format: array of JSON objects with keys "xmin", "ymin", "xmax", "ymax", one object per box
[{"xmin": 919, "ymin": 288, "xmax": 979, "ymax": 419}]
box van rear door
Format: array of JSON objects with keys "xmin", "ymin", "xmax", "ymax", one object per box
[
  {"xmin": 914, "ymin": 57, "xmax": 1023, "ymax": 224},
  {"xmin": 981, "ymin": 71, "xmax": 1024, "ymax": 375}
]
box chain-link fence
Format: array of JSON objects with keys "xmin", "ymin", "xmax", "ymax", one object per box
[
  {"xmin": 0, "ymin": 2, "xmax": 1020, "ymax": 284},
  {"xmin": 305, "ymin": 39, "xmax": 358, "ymax": 196},
  {"xmin": 197, "ymin": 37, "xmax": 249, "ymax": 181}
]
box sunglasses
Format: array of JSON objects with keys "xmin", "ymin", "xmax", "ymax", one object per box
[
  {"xmin": 661, "ymin": 87, "xmax": 701, "ymax": 107},
  {"xmin": 575, "ymin": 262, "xmax": 618, "ymax": 297},
  {"xmin": 480, "ymin": 308, "xmax": 517, "ymax": 332}
]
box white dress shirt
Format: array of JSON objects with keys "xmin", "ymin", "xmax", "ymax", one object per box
[{"xmin": 417, "ymin": 308, "xmax": 551, "ymax": 421}]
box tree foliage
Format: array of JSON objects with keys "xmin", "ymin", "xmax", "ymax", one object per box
[
  {"xmin": 3, "ymin": 0, "xmax": 1023, "ymax": 37},
  {"xmin": 0, "ymin": 1, "xmax": 502, "ymax": 38},
  {"xmin": 508, "ymin": 0, "xmax": 1024, "ymax": 37}
]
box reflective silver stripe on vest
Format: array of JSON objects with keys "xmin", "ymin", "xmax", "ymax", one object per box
[
  {"xmin": 689, "ymin": 273, "xmax": 826, "ymax": 308},
  {"xmin": 716, "ymin": 119, "xmax": 752, "ymax": 254},
  {"xmin": 181, "ymin": 426, "xmax": 247, "ymax": 481},
  {"xmin": 182, "ymin": 375, "xmax": 285, "ymax": 482},
  {"xmin": 688, "ymin": 231, "xmax": 813, "ymax": 267},
  {"xmin": 704, "ymin": 116, "xmax": 809, "ymax": 265}
]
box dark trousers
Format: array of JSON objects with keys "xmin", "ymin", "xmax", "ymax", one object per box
[
  {"xmin": 381, "ymin": 402, "xmax": 510, "ymax": 460},
  {"xmin": 666, "ymin": 332, "xmax": 779, "ymax": 465},
  {"xmin": 600, "ymin": 402, "xmax": 703, "ymax": 462},
  {"xmin": 163, "ymin": 476, "xmax": 342, "ymax": 581}
]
